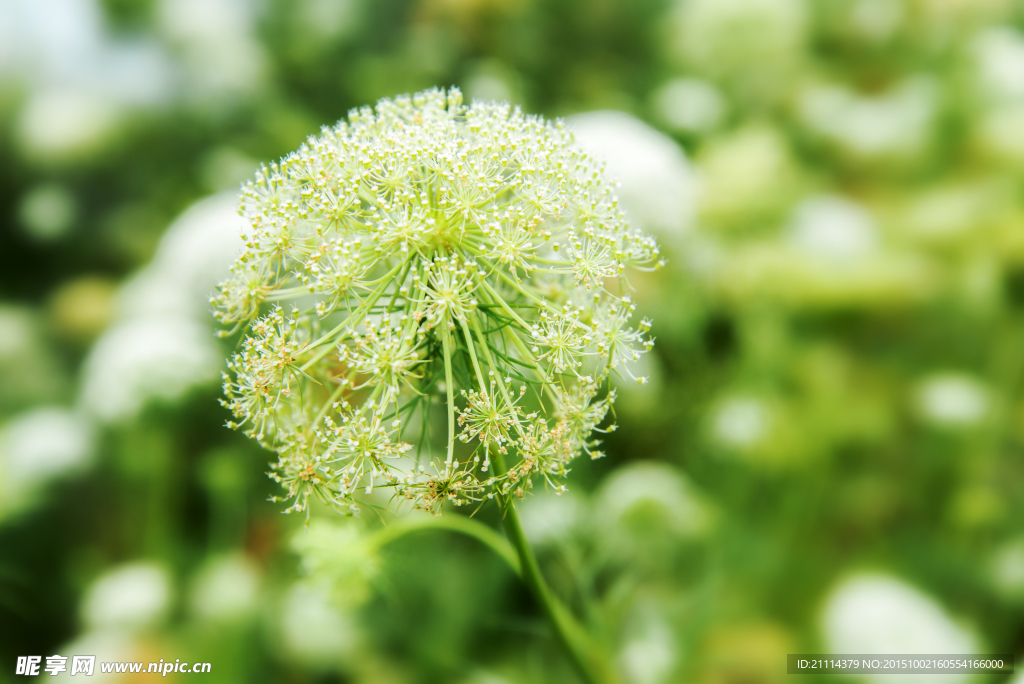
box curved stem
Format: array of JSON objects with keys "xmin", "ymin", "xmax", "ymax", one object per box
[
  {"xmin": 491, "ymin": 453, "xmax": 618, "ymax": 684},
  {"xmin": 369, "ymin": 494, "xmax": 616, "ymax": 684},
  {"xmin": 372, "ymin": 514, "xmax": 521, "ymax": 576}
]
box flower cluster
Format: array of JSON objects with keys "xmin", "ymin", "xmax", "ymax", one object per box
[{"xmin": 213, "ymin": 88, "xmax": 660, "ymax": 515}]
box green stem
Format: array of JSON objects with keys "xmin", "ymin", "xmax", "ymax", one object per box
[
  {"xmin": 470, "ymin": 302, "xmax": 557, "ymax": 404},
  {"xmin": 479, "ymin": 280, "xmax": 533, "ymax": 330},
  {"xmin": 371, "ymin": 483, "xmax": 615, "ymax": 684},
  {"xmin": 372, "ymin": 514, "xmax": 521, "ymax": 576},
  {"xmin": 494, "ymin": 269, "xmax": 590, "ymax": 333},
  {"xmin": 490, "ymin": 452, "xmax": 617, "ymax": 684},
  {"xmin": 300, "ymin": 259, "xmax": 408, "ymax": 371},
  {"xmin": 441, "ymin": 325, "xmax": 457, "ymax": 466},
  {"xmin": 459, "ymin": 317, "xmax": 488, "ymax": 390}
]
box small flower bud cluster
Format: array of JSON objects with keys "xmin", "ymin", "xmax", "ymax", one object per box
[{"xmin": 213, "ymin": 88, "xmax": 659, "ymax": 515}]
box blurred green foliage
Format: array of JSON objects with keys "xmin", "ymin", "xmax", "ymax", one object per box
[{"xmin": 1, "ymin": 0, "xmax": 1023, "ymax": 682}]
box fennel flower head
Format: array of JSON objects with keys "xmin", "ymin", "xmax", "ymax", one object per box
[{"xmin": 213, "ymin": 88, "xmax": 661, "ymax": 516}]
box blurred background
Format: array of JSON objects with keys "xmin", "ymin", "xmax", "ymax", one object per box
[{"xmin": 1, "ymin": 0, "xmax": 1024, "ymax": 682}]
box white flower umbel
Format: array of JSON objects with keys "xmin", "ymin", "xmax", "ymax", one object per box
[{"xmin": 213, "ymin": 88, "xmax": 661, "ymax": 516}]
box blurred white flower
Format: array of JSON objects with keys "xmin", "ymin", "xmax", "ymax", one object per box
[
  {"xmin": 651, "ymin": 78, "xmax": 726, "ymax": 135},
  {"xmin": 157, "ymin": 0, "xmax": 267, "ymax": 102},
  {"xmin": 800, "ymin": 77, "xmax": 939, "ymax": 163},
  {"xmin": 462, "ymin": 674, "xmax": 513, "ymax": 684},
  {"xmin": 82, "ymin": 563, "xmax": 172, "ymax": 632},
  {"xmin": 972, "ymin": 26, "xmax": 1024, "ymax": 103},
  {"xmin": 847, "ymin": 0, "xmax": 905, "ymax": 43},
  {"xmin": 79, "ymin": 317, "xmax": 221, "ymax": 423},
  {"xmin": 915, "ymin": 0, "xmax": 1005, "ymax": 26},
  {"xmin": 595, "ymin": 462, "xmax": 711, "ymax": 549},
  {"xmin": 199, "ymin": 147, "xmax": 259, "ymax": 192},
  {"xmin": 118, "ymin": 192, "xmax": 247, "ymax": 319},
  {"xmin": 0, "ymin": 407, "xmax": 94, "ymax": 504},
  {"xmin": 91, "ymin": 39, "xmax": 174, "ymax": 108},
  {"xmin": 16, "ymin": 88, "xmax": 120, "ymax": 164},
  {"xmin": 667, "ymin": 0, "xmax": 809, "ymax": 85},
  {"xmin": 568, "ymin": 110, "xmax": 696, "ymax": 240},
  {"xmin": 713, "ymin": 188, "xmax": 936, "ymax": 310},
  {"xmin": 822, "ymin": 574, "xmax": 978, "ymax": 684},
  {"xmin": 465, "ymin": 74, "xmax": 514, "ymax": 105},
  {"xmin": 518, "ymin": 489, "xmax": 587, "ymax": 547},
  {"xmin": 788, "ymin": 195, "xmax": 878, "ymax": 264},
  {"xmin": 295, "ymin": 0, "xmax": 361, "ymax": 43},
  {"xmin": 975, "ymin": 104, "xmax": 1024, "ymax": 166},
  {"xmin": 696, "ymin": 124, "xmax": 801, "ymax": 228},
  {"xmin": 189, "ymin": 553, "xmax": 260, "ymax": 623},
  {"xmin": 464, "ymin": 60, "xmax": 523, "ymax": 105},
  {"xmin": 0, "ymin": 0, "xmax": 104, "ymax": 84},
  {"xmin": 914, "ymin": 373, "xmax": 990, "ymax": 428},
  {"xmin": 157, "ymin": 0, "xmax": 254, "ymax": 44},
  {"xmin": 18, "ymin": 184, "xmax": 77, "ymax": 242},
  {"xmin": 710, "ymin": 387, "xmax": 839, "ymax": 466},
  {"xmin": 2, "ymin": 0, "xmax": 173, "ymax": 164},
  {"xmin": 720, "ymin": 249, "xmax": 935, "ymax": 309},
  {"xmin": 0, "ymin": 307, "xmax": 35, "ymax": 359},
  {"xmin": 49, "ymin": 631, "xmax": 134, "ymax": 683},
  {"xmin": 291, "ymin": 521, "xmax": 378, "ymax": 609},
  {"xmin": 712, "ymin": 396, "xmax": 769, "ymax": 449},
  {"xmin": 619, "ymin": 615, "xmax": 676, "ymax": 684},
  {"xmin": 280, "ymin": 583, "xmax": 358, "ymax": 667},
  {"xmin": 990, "ymin": 539, "xmax": 1024, "ymax": 601},
  {"xmin": 902, "ymin": 182, "xmax": 1007, "ymax": 245},
  {"xmin": 78, "ymin": 193, "xmax": 245, "ymax": 423}
]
